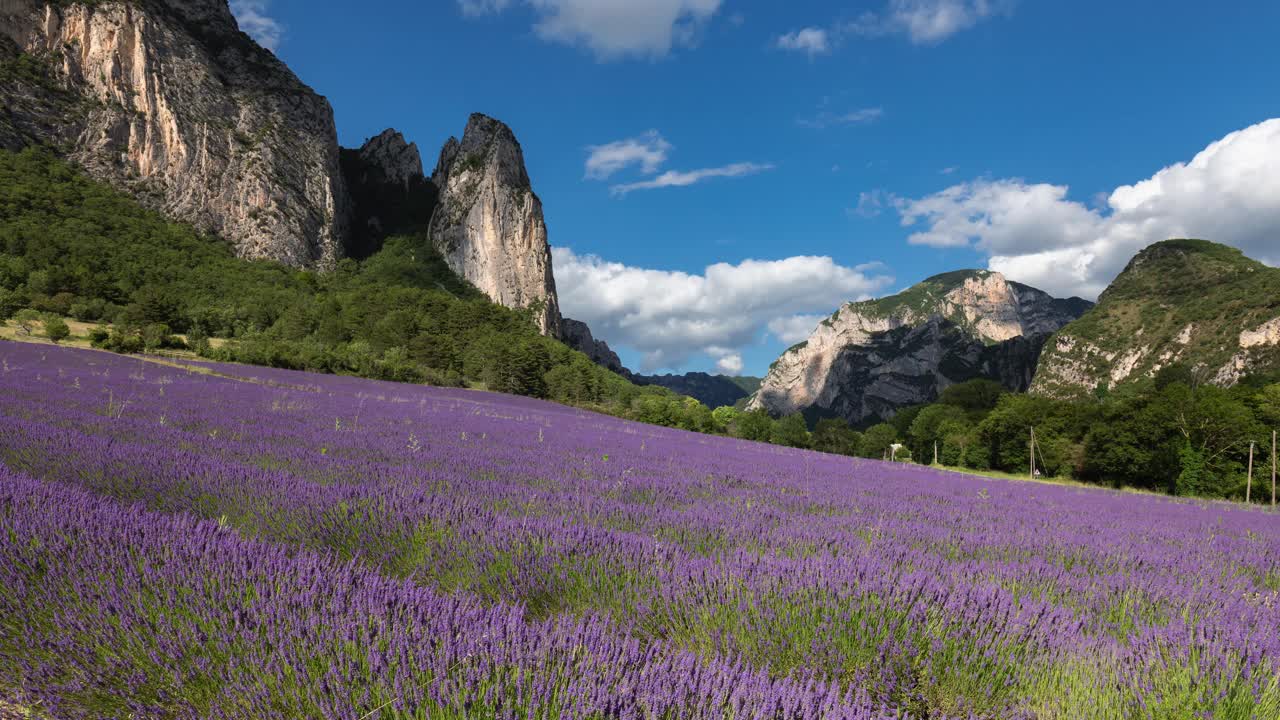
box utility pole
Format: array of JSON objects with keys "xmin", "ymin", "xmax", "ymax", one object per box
[
  {"xmin": 1272, "ymin": 430, "xmax": 1277, "ymax": 508},
  {"xmin": 934, "ymin": 441, "xmax": 939, "ymax": 466},
  {"xmin": 1029, "ymin": 426, "xmax": 1036, "ymax": 479},
  {"xmin": 1246, "ymin": 441, "xmax": 1254, "ymax": 504}
]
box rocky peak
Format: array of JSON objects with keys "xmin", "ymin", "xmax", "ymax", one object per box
[
  {"xmin": 432, "ymin": 113, "xmax": 531, "ymax": 190},
  {"xmin": 749, "ymin": 271, "xmax": 1090, "ymax": 424},
  {"xmin": 429, "ymin": 113, "xmax": 561, "ymax": 336},
  {"xmin": 560, "ymin": 318, "xmax": 626, "ymax": 375},
  {"xmin": 1, "ymin": 0, "xmax": 349, "ymax": 268},
  {"xmin": 358, "ymin": 129, "xmax": 423, "ymax": 189}
]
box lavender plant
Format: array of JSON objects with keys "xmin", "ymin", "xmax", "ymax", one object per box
[{"xmin": 0, "ymin": 343, "xmax": 1277, "ymax": 719}]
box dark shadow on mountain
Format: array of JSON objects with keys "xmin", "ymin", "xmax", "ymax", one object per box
[
  {"xmin": 800, "ymin": 317, "xmax": 1052, "ymax": 427},
  {"xmin": 339, "ymin": 148, "xmax": 439, "ymax": 259},
  {"xmin": 632, "ymin": 372, "xmax": 762, "ymax": 409}
]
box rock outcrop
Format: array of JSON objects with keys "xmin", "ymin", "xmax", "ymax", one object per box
[
  {"xmin": 0, "ymin": 0, "xmax": 348, "ymax": 268},
  {"xmin": 340, "ymin": 128, "xmax": 437, "ymax": 258},
  {"xmin": 1032, "ymin": 240, "xmax": 1280, "ymax": 396},
  {"xmin": 357, "ymin": 128, "xmax": 422, "ymax": 189},
  {"xmin": 560, "ymin": 317, "xmax": 625, "ymax": 374},
  {"xmin": 750, "ymin": 270, "xmax": 1090, "ymax": 424},
  {"xmin": 429, "ymin": 113, "xmax": 560, "ymax": 336}
]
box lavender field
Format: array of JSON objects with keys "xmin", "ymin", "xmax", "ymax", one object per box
[{"xmin": 1, "ymin": 343, "xmax": 1278, "ymax": 719}]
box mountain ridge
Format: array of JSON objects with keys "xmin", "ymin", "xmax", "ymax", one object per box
[
  {"xmin": 1032, "ymin": 239, "xmax": 1280, "ymax": 396},
  {"xmin": 750, "ymin": 270, "xmax": 1091, "ymax": 424}
]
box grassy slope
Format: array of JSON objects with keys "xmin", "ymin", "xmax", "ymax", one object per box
[{"xmin": 1034, "ymin": 240, "xmax": 1280, "ymax": 396}]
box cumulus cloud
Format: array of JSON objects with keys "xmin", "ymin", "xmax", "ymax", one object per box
[
  {"xmin": 798, "ymin": 106, "xmax": 884, "ymax": 129},
  {"xmin": 710, "ymin": 350, "xmax": 745, "ymax": 375},
  {"xmin": 610, "ymin": 162, "xmax": 775, "ymax": 195},
  {"xmin": 847, "ymin": 0, "xmax": 1012, "ymax": 44},
  {"xmin": 458, "ymin": 0, "xmax": 723, "ymax": 59},
  {"xmin": 892, "ymin": 118, "xmax": 1280, "ymax": 299},
  {"xmin": 585, "ymin": 131, "xmax": 672, "ymax": 179},
  {"xmin": 553, "ymin": 248, "xmax": 895, "ymax": 371},
  {"xmin": 776, "ymin": 27, "xmax": 830, "ymax": 56},
  {"xmin": 767, "ymin": 314, "xmax": 827, "ymax": 345},
  {"xmin": 230, "ymin": 0, "xmax": 284, "ymax": 51}
]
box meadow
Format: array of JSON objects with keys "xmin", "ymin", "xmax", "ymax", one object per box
[{"xmin": 1, "ymin": 342, "xmax": 1278, "ymax": 719}]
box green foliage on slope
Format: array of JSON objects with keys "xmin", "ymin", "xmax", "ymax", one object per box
[
  {"xmin": 858, "ymin": 269, "xmax": 989, "ymax": 320},
  {"xmin": 0, "ymin": 146, "xmax": 720, "ymax": 427},
  {"xmin": 1034, "ymin": 240, "xmax": 1280, "ymax": 397}
]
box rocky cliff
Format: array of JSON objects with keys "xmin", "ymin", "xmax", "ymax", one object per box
[
  {"xmin": 560, "ymin": 317, "xmax": 625, "ymax": 374},
  {"xmin": 357, "ymin": 128, "xmax": 422, "ymax": 189},
  {"xmin": 340, "ymin": 128, "xmax": 436, "ymax": 258},
  {"xmin": 1032, "ymin": 240, "xmax": 1280, "ymax": 397},
  {"xmin": 750, "ymin": 270, "xmax": 1090, "ymax": 424},
  {"xmin": 0, "ymin": 0, "xmax": 348, "ymax": 267},
  {"xmin": 430, "ymin": 113, "xmax": 560, "ymax": 336}
]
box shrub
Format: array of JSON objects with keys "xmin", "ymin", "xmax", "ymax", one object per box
[{"xmin": 42, "ymin": 315, "xmax": 70, "ymax": 343}]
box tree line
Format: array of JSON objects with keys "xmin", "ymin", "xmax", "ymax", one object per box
[{"xmin": 4, "ymin": 146, "xmax": 1278, "ymax": 503}]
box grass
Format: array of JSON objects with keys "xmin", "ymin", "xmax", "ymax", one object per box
[
  {"xmin": 0, "ymin": 317, "xmax": 227, "ymax": 352},
  {"xmin": 925, "ymin": 461, "xmax": 1172, "ymax": 497}
]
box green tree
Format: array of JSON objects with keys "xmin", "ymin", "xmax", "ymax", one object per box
[
  {"xmin": 0, "ymin": 288, "xmax": 22, "ymax": 320},
  {"xmin": 42, "ymin": 314, "xmax": 69, "ymax": 343},
  {"xmin": 734, "ymin": 410, "xmax": 775, "ymax": 442},
  {"xmin": 938, "ymin": 379, "xmax": 1006, "ymax": 414},
  {"xmin": 771, "ymin": 413, "xmax": 811, "ymax": 449},
  {"xmin": 1154, "ymin": 383, "xmax": 1259, "ymax": 497},
  {"xmin": 908, "ymin": 404, "xmax": 967, "ymax": 463},
  {"xmin": 858, "ymin": 423, "xmax": 898, "ymax": 459},
  {"xmin": 1256, "ymin": 384, "xmax": 1280, "ymax": 427},
  {"xmin": 811, "ymin": 418, "xmax": 860, "ymax": 456},
  {"xmin": 14, "ymin": 308, "xmax": 40, "ymax": 334},
  {"xmin": 711, "ymin": 406, "xmax": 740, "ymax": 434}
]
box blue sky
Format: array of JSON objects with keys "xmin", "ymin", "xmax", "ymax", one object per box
[{"xmin": 232, "ymin": 0, "xmax": 1280, "ymax": 376}]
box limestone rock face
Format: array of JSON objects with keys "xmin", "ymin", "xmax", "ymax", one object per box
[
  {"xmin": 429, "ymin": 113, "xmax": 560, "ymax": 336},
  {"xmin": 560, "ymin": 317, "xmax": 625, "ymax": 374},
  {"xmin": 0, "ymin": 0, "xmax": 349, "ymax": 268},
  {"xmin": 358, "ymin": 129, "xmax": 423, "ymax": 190},
  {"xmin": 749, "ymin": 270, "xmax": 1090, "ymax": 424}
]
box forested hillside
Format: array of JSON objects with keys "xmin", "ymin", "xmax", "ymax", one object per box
[{"xmin": 0, "ymin": 147, "xmax": 711, "ymax": 425}]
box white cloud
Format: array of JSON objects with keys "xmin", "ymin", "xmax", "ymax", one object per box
[
  {"xmin": 553, "ymin": 248, "xmax": 895, "ymax": 371},
  {"xmin": 458, "ymin": 0, "xmax": 513, "ymax": 14},
  {"xmin": 852, "ymin": 189, "xmax": 888, "ymax": 218},
  {"xmin": 230, "ymin": 0, "xmax": 284, "ymax": 51},
  {"xmin": 711, "ymin": 350, "xmax": 744, "ymax": 375},
  {"xmin": 768, "ymin": 314, "xmax": 826, "ymax": 345},
  {"xmin": 891, "ymin": 118, "xmax": 1280, "ymax": 299},
  {"xmin": 843, "ymin": 0, "xmax": 1010, "ymax": 45},
  {"xmin": 776, "ymin": 27, "xmax": 829, "ymax": 56},
  {"xmin": 585, "ymin": 131, "xmax": 672, "ymax": 179},
  {"xmin": 610, "ymin": 162, "xmax": 775, "ymax": 195},
  {"xmin": 459, "ymin": 0, "xmax": 723, "ymax": 60},
  {"xmin": 939, "ymin": 166, "xmax": 959, "ymax": 175},
  {"xmin": 798, "ymin": 106, "xmax": 884, "ymax": 129}
]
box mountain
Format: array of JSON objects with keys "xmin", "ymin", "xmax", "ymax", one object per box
[
  {"xmin": 750, "ymin": 270, "xmax": 1091, "ymax": 424},
  {"xmin": 339, "ymin": 129, "xmax": 437, "ymax": 259},
  {"xmin": 632, "ymin": 373, "xmax": 762, "ymax": 409},
  {"xmin": 1, "ymin": 2, "xmax": 563, "ymax": 337},
  {"xmin": 0, "ymin": 0, "xmax": 348, "ymax": 268},
  {"xmin": 559, "ymin": 317, "xmax": 625, "ymax": 374},
  {"xmin": 429, "ymin": 113, "xmax": 561, "ymax": 336},
  {"xmin": 1032, "ymin": 240, "xmax": 1280, "ymax": 396}
]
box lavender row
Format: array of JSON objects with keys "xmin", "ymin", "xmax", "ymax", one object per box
[{"xmin": 2, "ymin": 343, "xmax": 1278, "ymax": 717}]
